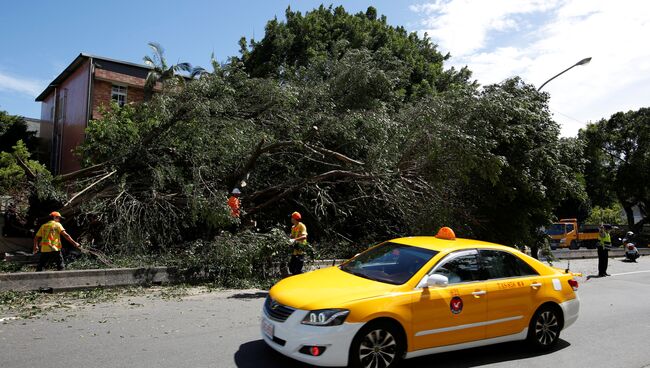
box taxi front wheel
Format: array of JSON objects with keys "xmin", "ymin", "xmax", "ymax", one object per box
[
  {"xmin": 527, "ymin": 305, "xmax": 562, "ymax": 351},
  {"xmin": 349, "ymin": 321, "xmax": 405, "ymax": 368}
]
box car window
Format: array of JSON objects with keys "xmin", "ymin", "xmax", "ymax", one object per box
[
  {"xmin": 566, "ymin": 224, "xmax": 574, "ymax": 232},
  {"xmin": 514, "ymin": 257, "xmax": 538, "ymax": 276},
  {"xmin": 432, "ymin": 251, "xmax": 481, "ymax": 284},
  {"xmin": 479, "ymin": 250, "xmax": 538, "ymax": 279},
  {"xmin": 545, "ymin": 224, "xmax": 565, "ymax": 235},
  {"xmin": 340, "ymin": 242, "xmax": 438, "ymax": 285}
]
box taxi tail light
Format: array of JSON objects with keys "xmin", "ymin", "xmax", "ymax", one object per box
[{"xmin": 568, "ymin": 278, "xmax": 579, "ymax": 291}]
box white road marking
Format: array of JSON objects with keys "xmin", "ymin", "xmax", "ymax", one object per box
[
  {"xmin": 0, "ymin": 317, "xmax": 19, "ymax": 322},
  {"xmin": 610, "ymin": 270, "xmax": 650, "ymax": 277}
]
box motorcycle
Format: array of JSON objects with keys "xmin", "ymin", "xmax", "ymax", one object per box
[{"xmin": 622, "ymin": 231, "xmax": 640, "ymax": 262}]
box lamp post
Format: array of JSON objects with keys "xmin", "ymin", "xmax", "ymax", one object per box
[{"xmin": 537, "ymin": 57, "xmax": 592, "ymax": 91}]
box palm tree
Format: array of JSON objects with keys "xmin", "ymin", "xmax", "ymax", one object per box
[
  {"xmin": 188, "ymin": 52, "xmax": 221, "ymax": 79},
  {"xmin": 143, "ymin": 42, "xmax": 192, "ymax": 97}
]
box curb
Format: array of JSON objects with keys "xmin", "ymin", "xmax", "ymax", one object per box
[
  {"xmin": 0, "ymin": 261, "xmax": 341, "ymax": 293},
  {"xmin": 549, "ymin": 248, "xmax": 650, "ymax": 259},
  {"xmin": 0, "ymin": 267, "xmax": 170, "ymax": 292}
]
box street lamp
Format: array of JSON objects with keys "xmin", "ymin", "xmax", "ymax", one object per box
[{"xmin": 537, "ymin": 57, "xmax": 592, "ymax": 91}]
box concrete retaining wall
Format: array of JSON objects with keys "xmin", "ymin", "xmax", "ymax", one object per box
[
  {"xmin": 0, "ymin": 267, "xmax": 170, "ymax": 292},
  {"xmin": 0, "ymin": 261, "xmax": 340, "ymax": 292}
]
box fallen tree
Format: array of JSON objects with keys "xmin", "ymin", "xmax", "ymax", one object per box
[{"xmin": 4, "ymin": 6, "xmax": 585, "ymax": 260}]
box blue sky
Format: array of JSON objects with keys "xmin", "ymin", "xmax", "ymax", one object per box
[
  {"xmin": 0, "ymin": 1, "xmax": 414, "ymax": 119},
  {"xmin": 2, "ymin": 1, "xmax": 649, "ymax": 136}
]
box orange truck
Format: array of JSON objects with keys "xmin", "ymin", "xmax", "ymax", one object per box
[{"xmin": 546, "ymin": 218, "xmax": 600, "ymax": 250}]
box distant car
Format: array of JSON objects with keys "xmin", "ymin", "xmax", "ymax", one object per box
[{"xmin": 261, "ymin": 228, "xmax": 580, "ymax": 368}]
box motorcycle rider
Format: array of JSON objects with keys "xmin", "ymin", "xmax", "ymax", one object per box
[{"xmin": 622, "ymin": 231, "xmax": 640, "ymax": 262}]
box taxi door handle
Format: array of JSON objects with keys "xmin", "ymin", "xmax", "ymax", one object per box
[
  {"xmin": 472, "ymin": 290, "xmax": 486, "ymax": 297},
  {"xmin": 530, "ymin": 282, "xmax": 542, "ymax": 288}
]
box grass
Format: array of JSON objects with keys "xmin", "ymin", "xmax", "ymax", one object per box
[{"xmin": 0, "ymin": 261, "xmax": 31, "ymax": 273}]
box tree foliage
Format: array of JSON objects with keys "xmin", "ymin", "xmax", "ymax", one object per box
[
  {"xmin": 0, "ymin": 110, "xmax": 38, "ymax": 154},
  {"xmin": 586, "ymin": 203, "xmax": 623, "ymax": 225},
  {"xmin": 0, "ymin": 140, "xmax": 59, "ymax": 227},
  {"xmin": 71, "ymin": 58, "xmax": 576, "ymax": 252},
  {"xmin": 580, "ymin": 107, "xmax": 650, "ymax": 229},
  {"xmin": 143, "ymin": 42, "xmax": 193, "ymax": 96},
  {"xmin": 238, "ymin": 5, "xmax": 474, "ymax": 99}
]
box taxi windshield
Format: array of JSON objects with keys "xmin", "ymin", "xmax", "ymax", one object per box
[{"xmin": 340, "ymin": 242, "xmax": 438, "ymax": 285}]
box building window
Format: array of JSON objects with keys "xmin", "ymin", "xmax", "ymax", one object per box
[{"xmin": 111, "ymin": 85, "xmax": 127, "ymax": 107}]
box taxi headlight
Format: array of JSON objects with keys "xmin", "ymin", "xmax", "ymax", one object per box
[{"xmin": 301, "ymin": 309, "xmax": 350, "ymax": 326}]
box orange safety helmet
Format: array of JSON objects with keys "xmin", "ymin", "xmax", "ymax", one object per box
[
  {"xmin": 291, "ymin": 211, "xmax": 302, "ymax": 221},
  {"xmin": 435, "ymin": 227, "xmax": 456, "ymax": 240},
  {"xmin": 50, "ymin": 211, "xmax": 63, "ymax": 219}
]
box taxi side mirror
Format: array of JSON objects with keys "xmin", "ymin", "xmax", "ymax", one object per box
[{"xmin": 418, "ymin": 274, "xmax": 449, "ymax": 288}]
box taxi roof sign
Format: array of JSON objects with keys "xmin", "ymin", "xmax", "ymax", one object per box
[{"xmin": 435, "ymin": 227, "xmax": 456, "ymax": 240}]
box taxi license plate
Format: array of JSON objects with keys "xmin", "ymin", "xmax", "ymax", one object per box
[{"xmin": 262, "ymin": 318, "xmax": 274, "ymax": 339}]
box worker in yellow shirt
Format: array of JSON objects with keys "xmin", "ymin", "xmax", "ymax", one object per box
[
  {"xmin": 289, "ymin": 211, "xmax": 307, "ymax": 275},
  {"xmin": 33, "ymin": 211, "xmax": 82, "ymax": 271}
]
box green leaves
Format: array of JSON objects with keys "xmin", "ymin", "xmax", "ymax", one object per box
[
  {"xmin": 143, "ymin": 42, "xmax": 194, "ymax": 95},
  {"xmin": 580, "ymin": 107, "xmax": 650, "ymax": 229},
  {"xmin": 238, "ymin": 5, "xmax": 469, "ymax": 100},
  {"xmin": 0, "ymin": 110, "xmax": 38, "ymax": 155},
  {"xmin": 396, "ymin": 77, "xmax": 580, "ymax": 246}
]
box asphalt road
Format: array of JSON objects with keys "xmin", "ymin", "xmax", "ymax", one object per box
[{"xmin": 1, "ymin": 256, "xmax": 650, "ymax": 368}]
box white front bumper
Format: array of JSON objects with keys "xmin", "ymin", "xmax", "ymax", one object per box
[
  {"xmin": 560, "ymin": 296, "xmax": 580, "ymax": 330},
  {"xmin": 261, "ymin": 308, "xmax": 363, "ymax": 367}
]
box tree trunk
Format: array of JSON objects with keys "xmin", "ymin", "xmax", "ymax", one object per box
[{"xmin": 624, "ymin": 204, "xmax": 635, "ymax": 228}]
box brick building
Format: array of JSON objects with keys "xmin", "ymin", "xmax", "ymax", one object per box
[{"xmin": 35, "ymin": 54, "xmax": 153, "ymax": 174}]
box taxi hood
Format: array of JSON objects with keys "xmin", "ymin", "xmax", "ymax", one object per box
[{"xmin": 269, "ymin": 267, "xmax": 398, "ymax": 310}]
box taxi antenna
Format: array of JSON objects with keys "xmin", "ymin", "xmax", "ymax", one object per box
[{"xmin": 565, "ymin": 259, "xmax": 570, "ymax": 273}]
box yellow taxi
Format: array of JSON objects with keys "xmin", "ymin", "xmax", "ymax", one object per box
[{"xmin": 261, "ymin": 228, "xmax": 580, "ymax": 368}]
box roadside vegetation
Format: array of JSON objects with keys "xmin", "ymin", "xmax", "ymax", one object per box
[
  {"xmin": 0, "ymin": 285, "xmax": 211, "ymax": 319},
  {"xmin": 1, "ymin": 6, "xmax": 648, "ymax": 284}
]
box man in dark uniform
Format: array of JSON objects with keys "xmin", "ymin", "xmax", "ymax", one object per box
[{"xmin": 597, "ymin": 224, "xmax": 612, "ymax": 277}]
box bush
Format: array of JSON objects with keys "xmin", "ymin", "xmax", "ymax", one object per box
[{"xmin": 166, "ymin": 228, "xmax": 290, "ymax": 287}]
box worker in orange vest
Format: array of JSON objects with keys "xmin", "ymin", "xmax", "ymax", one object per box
[
  {"xmin": 227, "ymin": 188, "xmax": 241, "ymax": 218},
  {"xmin": 33, "ymin": 211, "xmax": 82, "ymax": 271}
]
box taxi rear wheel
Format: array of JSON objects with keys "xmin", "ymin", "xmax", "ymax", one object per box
[
  {"xmin": 349, "ymin": 321, "xmax": 404, "ymax": 368},
  {"xmin": 527, "ymin": 305, "xmax": 562, "ymax": 351}
]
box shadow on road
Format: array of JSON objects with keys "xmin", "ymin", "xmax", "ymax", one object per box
[
  {"xmin": 234, "ymin": 340, "xmax": 311, "ymax": 368},
  {"xmin": 406, "ymin": 339, "xmax": 571, "ymax": 367},
  {"xmin": 234, "ymin": 339, "xmax": 570, "ymax": 368},
  {"xmin": 586, "ymin": 274, "xmax": 605, "ymax": 280},
  {"xmin": 229, "ymin": 291, "xmax": 269, "ymax": 300}
]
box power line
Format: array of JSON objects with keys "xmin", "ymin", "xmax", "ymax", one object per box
[{"xmin": 550, "ymin": 108, "xmax": 585, "ymax": 125}]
